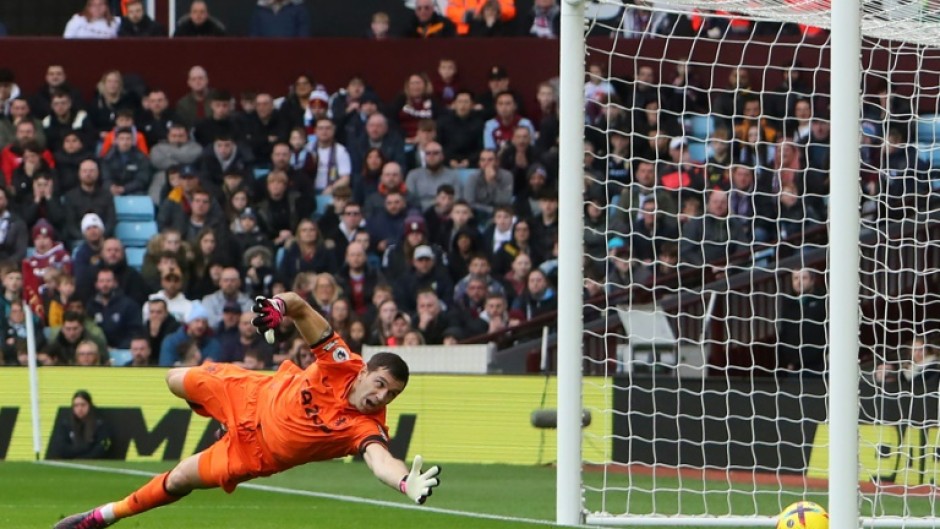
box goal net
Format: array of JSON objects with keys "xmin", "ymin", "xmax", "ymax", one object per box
[{"xmin": 573, "ymin": 1, "xmax": 940, "ymax": 526}]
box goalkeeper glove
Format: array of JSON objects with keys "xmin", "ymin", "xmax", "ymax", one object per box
[
  {"xmin": 399, "ymin": 455, "xmax": 441, "ymax": 505},
  {"xmin": 251, "ymin": 296, "xmax": 286, "ymax": 342}
]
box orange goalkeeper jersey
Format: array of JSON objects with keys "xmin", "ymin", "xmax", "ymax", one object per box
[{"xmin": 256, "ymin": 333, "xmax": 390, "ymax": 470}]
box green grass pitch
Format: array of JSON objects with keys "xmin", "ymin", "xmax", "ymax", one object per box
[{"xmin": 0, "ymin": 460, "xmax": 931, "ymax": 528}]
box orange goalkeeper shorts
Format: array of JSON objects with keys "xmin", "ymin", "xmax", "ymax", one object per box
[{"xmin": 183, "ymin": 361, "xmax": 281, "ymax": 493}]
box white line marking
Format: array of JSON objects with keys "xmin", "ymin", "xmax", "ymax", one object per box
[{"xmin": 37, "ymin": 460, "xmax": 583, "ymax": 527}]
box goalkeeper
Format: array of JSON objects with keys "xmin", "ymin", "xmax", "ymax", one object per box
[{"xmin": 54, "ymin": 292, "xmax": 441, "ymax": 529}]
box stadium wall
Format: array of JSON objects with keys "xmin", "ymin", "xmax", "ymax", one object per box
[{"xmin": 0, "ymin": 368, "xmax": 610, "ymax": 465}]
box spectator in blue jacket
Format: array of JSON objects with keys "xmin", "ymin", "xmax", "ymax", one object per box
[
  {"xmin": 250, "ymin": 0, "xmax": 311, "ymax": 37},
  {"xmin": 87, "ymin": 268, "xmax": 143, "ymax": 349},
  {"xmin": 158, "ymin": 301, "xmax": 221, "ymax": 366}
]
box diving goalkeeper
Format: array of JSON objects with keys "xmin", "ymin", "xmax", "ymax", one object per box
[{"xmin": 54, "ymin": 292, "xmax": 441, "ymax": 529}]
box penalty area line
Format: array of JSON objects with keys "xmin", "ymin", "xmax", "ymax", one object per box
[{"xmin": 37, "ymin": 460, "xmax": 577, "ymax": 528}]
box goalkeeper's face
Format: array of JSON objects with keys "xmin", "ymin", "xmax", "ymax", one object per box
[{"xmin": 350, "ymin": 367, "xmax": 406, "ymax": 414}]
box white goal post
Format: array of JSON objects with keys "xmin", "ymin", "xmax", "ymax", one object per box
[{"xmin": 559, "ymin": 0, "xmax": 940, "ymax": 527}]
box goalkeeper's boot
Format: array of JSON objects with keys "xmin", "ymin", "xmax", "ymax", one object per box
[{"xmin": 53, "ymin": 508, "xmax": 112, "ymax": 529}]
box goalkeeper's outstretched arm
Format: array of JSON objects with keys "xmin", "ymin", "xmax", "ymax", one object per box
[
  {"xmin": 363, "ymin": 443, "xmax": 441, "ymax": 504},
  {"xmin": 255, "ymin": 292, "xmax": 333, "ymax": 345}
]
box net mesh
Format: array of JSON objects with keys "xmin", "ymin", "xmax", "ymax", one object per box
[{"xmin": 581, "ymin": 2, "xmax": 940, "ymax": 524}]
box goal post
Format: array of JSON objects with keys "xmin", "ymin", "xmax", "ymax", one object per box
[{"xmin": 560, "ymin": 0, "xmax": 940, "ymax": 527}]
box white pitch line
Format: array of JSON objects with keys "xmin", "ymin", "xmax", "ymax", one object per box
[{"xmin": 37, "ymin": 460, "xmax": 584, "ymax": 528}]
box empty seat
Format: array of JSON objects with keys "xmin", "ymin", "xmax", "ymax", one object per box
[
  {"xmin": 114, "ymin": 196, "xmax": 155, "ymax": 222},
  {"xmin": 109, "ymin": 349, "xmax": 132, "ymax": 367},
  {"xmin": 115, "ymin": 221, "xmax": 158, "ymax": 247},
  {"xmin": 916, "ymin": 114, "xmax": 940, "ymax": 144},
  {"xmin": 314, "ymin": 193, "xmax": 333, "ymax": 219},
  {"xmin": 686, "ymin": 114, "xmax": 713, "ymax": 141},
  {"xmin": 125, "ymin": 247, "xmax": 146, "ymax": 270}
]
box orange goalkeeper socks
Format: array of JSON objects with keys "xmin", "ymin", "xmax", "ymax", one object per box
[{"xmin": 110, "ymin": 472, "xmax": 184, "ymax": 520}]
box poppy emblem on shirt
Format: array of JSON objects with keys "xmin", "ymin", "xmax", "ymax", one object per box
[{"xmin": 333, "ymin": 348, "xmax": 349, "ymax": 362}]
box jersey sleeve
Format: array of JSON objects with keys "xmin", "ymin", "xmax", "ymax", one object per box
[
  {"xmin": 352, "ymin": 419, "xmax": 390, "ymax": 457},
  {"xmin": 310, "ymin": 332, "xmax": 363, "ymax": 370}
]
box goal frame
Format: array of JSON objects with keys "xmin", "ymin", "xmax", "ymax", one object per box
[{"xmin": 556, "ymin": 1, "xmax": 863, "ymax": 527}]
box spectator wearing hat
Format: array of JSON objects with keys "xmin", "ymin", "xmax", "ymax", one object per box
[
  {"xmin": 72, "ymin": 213, "xmax": 105, "ymax": 281},
  {"xmin": 362, "ymin": 161, "xmax": 419, "ymax": 219},
  {"xmin": 173, "ymin": 0, "xmax": 227, "ymax": 37},
  {"xmin": 142, "ymin": 267, "xmax": 192, "ymax": 323},
  {"xmin": 405, "ymin": 142, "xmax": 462, "ymax": 210},
  {"xmin": 404, "ymin": 0, "xmax": 457, "ymax": 38},
  {"xmin": 437, "ymin": 90, "xmax": 485, "ymax": 169},
  {"xmin": 0, "ymin": 186, "xmax": 27, "ymax": 263},
  {"xmin": 101, "ymin": 127, "xmax": 153, "ymax": 197},
  {"xmin": 382, "ymin": 216, "xmax": 447, "ymax": 282},
  {"xmin": 150, "ymin": 125, "xmax": 202, "ymax": 201},
  {"xmin": 62, "ymin": 159, "xmax": 115, "ymax": 242},
  {"xmin": 158, "ymin": 301, "xmax": 221, "ymax": 366},
  {"xmin": 201, "ymin": 267, "xmax": 252, "ymax": 329},
  {"xmin": 478, "ymin": 66, "xmax": 525, "ymax": 120},
  {"xmin": 250, "ymin": 0, "xmax": 311, "ymax": 37},
  {"xmin": 335, "ymin": 242, "xmax": 384, "ymax": 317},
  {"xmin": 214, "ymin": 300, "xmax": 243, "ymax": 343},
  {"xmin": 87, "ymin": 267, "xmax": 143, "ymax": 349},
  {"xmin": 366, "ymin": 190, "xmax": 411, "ymax": 255},
  {"xmin": 22, "ymin": 219, "xmax": 71, "ymax": 315},
  {"xmin": 483, "ymin": 91, "xmax": 535, "ymax": 153},
  {"xmin": 394, "ymin": 245, "xmax": 453, "ymax": 312}
]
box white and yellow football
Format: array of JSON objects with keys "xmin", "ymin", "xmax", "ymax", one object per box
[{"xmin": 776, "ymin": 501, "xmax": 829, "ymax": 529}]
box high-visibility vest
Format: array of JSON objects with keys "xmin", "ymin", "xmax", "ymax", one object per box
[{"xmin": 446, "ymin": 0, "xmax": 517, "ymax": 35}]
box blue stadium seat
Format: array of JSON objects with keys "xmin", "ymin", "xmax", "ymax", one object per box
[
  {"xmin": 254, "ymin": 168, "xmax": 269, "ymax": 180},
  {"xmin": 115, "ymin": 221, "xmax": 158, "ymax": 247},
  {"xmin": 125, "ymin": 247, "xmax": 146, "ymax": 270},
  {"xmin": 275, "ymin": 246, "xmax": 285, "ymax": 268},
  {"xmin": 109, "ymin": 349, "xmax": 132, "ymax": 367},
  {"xmin": 455, "ymin": 168, "xmax": 475, "ymax": 189},
  {"xmin": 315, "ymin": 193, "xmax": 333, "ymax": 219},
  {"xmin": 916, "ymin": 114, "xmax": 940, "ymax": 144},
  {"xmin": 687, "ymin": 115, "xmax": 713, "ymax": 141},
  {"xmin": 688, "ymin": 140, "xmax": 708, "ymax": 162},
  {"xmin": 26, "ymin": 247, "xmax": 34, "ymax": 258},
  {"xmin": 114, "ymin": 195, "xmax": 155, "ymax": 222}
]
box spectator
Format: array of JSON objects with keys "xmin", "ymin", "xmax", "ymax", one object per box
[
  {"xmin": 214, "ymin": 300, "xmax": 242, "ymax": 342},
  {"xmin": 329, "ymin": 76, "xmax": 371, "ymax": 140},
  {"xmin": 200, "ymin": 130, "xmax": 254, "ymax": 188},
  {"xmin": 89, "ymin": 70, "xmax": 140, "ymax": 136},
  {"xmin": 63, "ymin": 0, "xmax": 121, "ymax": 39},
  {"xmin": 363, "ymin": 161, "xmax": 418, "ymax": 219},
  {"xmin": 277, "ymin": 219, "xmax": 337, "ymax": 285},
  {"xmin": 22, "ymin": 219, "xmax": 71, "ymax": 314},
  {"xmin": 467, "ymin": 0, "xmax": 515, "ymax": 36},
  {"xmin": 312, "ymin": 118, "xmax": 352, "ymax": 195},
  {"xmin": 393, "ymin": 74, "xmax": 440, "ymax": 144},
  {"xmin": 498, "ymin": 125, "xmax": 538, "ymax": 193},
  {"xmin": 405, "ymin": 142, "xmax": 462, "ymax": 209},
  {"xmin": 42, "ymin": 90, "xmax": 95, "ymax": 153},
  {"xmin": 246, "ymin": 93, "xmax": 289, "ymax": 162},
  {"xmin": 45, "ymin": 311, "xmax": 103, "ymax": 365},
  {"xmin": 118, "ymin": 0, "xmax": 166, "ymax": 36},
  {"xmin": 354, "ymin": 148, "xmax": 385, "ymax": 208},
  {"xmin": 367, "ymin": 190, "xmax": 411, "ymax": 255},
  {"xmin": 777, "ymin": 268, "xmax": 827, "ymax": 375},
  {"xmin": 220, "ymin": 311, "xmax": 274, "ymax": 364},
  {"xmin": 382, "ymin": 217, "xmax": 444, "ymax": 281},
  {"xmin": 434, "ymin": 199, "xmax": 478, "ymax": 251},
  {"xmin": 492, "ymin": 218, "xmax": 541, "ymax": 276},
  {"xmin": 101, "ymin": 127, "xmax": 153, "ymax": 196},
  {"xmin": 9, "ymin": 142, "xmax": 52, "ymax": 209},
  {"xmin": 502, "ymin": 252, "xmax": 531, "ymax": 303},
  {"xmin": 483, "ymin": 91, "xmax": 535, "ymax": 152},
  {"xmin": 77, "ymin": 238, "xmax": 147, "ymax": 308},
  {"xmin": 47, "ymin": 391, "xmax": 112, "ymax": 460},
  {"xmin": 452, "ymin": 276, "xmax": 487, "ymax": 326},
  {"xmin": 0, "ymin": 69, "xmax": 16, "ymax": 121},
  {"xmin": 465, "ymin": 148, "xmax": 513, "ymax": 215},
  {"xmin": 255, "ymin": 169, "xmax": 313, "ymax": 246},
  {"xmin": 277, "ymin": 74, "xmax": 315, "ymax": 131},
  {"xmin": 523, "ymin": 0, "xmax": 559, "ymax": 38},
  {"xmin": 334, "ymin": 241, "xmax": 384, "ymax": 317},
  {"xmin": 512, "ymin": 267, "xmax": 556, "ymax": 320},
  {"xmin": 466, "ymin": 292, "xmax": 520, "ymax": 337},
  {"xmin": 349, "ymin": 112, "xmax": 406, "ymax": 176},
  {"xmin": 422, "ymin": 184, "xmax": 455, "ymax": 247},
  {"xmin": 62, "ymin": 160, "xmax": 116, "ymax": 242},
  {"xmin": 29, "ymin": 65, "xmax": 85, "ymax": 121},
  {"xmin": 395, "ymin": 245, "xmax": 453, "ymax": 312},
  {"xmin": 774, "ymin": 182, "xmax": 824, "ymax": 246},
  {"xmin": 158, "ymin": 301, "xmax": 221, "ymax": 365},
  {"xmin": 447, "ymin": 226, "xmax": 482, "ymax": 282},
  {"xmin": 447, "ymin": 0, "xmax": 516, "ymax": 35},
  {"xmin": 139, "ymin": 89, "xmax": 177, "ymax": 148},
  {"xmin": 532, "ymin": 82, "xmax": 559, "ymax": 155},
  {"xmin": 411, "ymin": 289, "xmax": 451, "ymax": 344},
  {"xmin": 71, "ymin": 213, "xmax": 105, "ymax": 280},
  {"xmin": 243, "ymin": 246, "xmax": 275, "ymax": 299},
  {"xmin": 478, "ymin": 66, "xmax": 525, "ymax": 120},
  {"xmin": 174, "ymin": 0, "xmax": 226, "ymax": 37},
  {"xmin": 87, "ymin": 267, "xmax": 143, "ymax": 349},
  {"xmin": 1, "ymin": 120, "xmax": 54, "ymax": 184},
  {"xmin": 432, "ymin": 58, "xmax": 462, "ymax": 108},
  {"xmin": 630, "ymin": 198, "xmax": 679, "ymax": 263},
  {"xmin": 0, "ymin": 186, "xmax": 27, "ymax": 263},
  {"xmin": 1, "ymin": 300, "xmax": 44, "ymax": 364},
  {"xmin": 453, "ymin": 253, "xmax": 505, "ymax": 305},
  {"xmin": 277, "ymin": 136, "xmax": 316, "ymax": 194},
  {"xmin": 74, "ymin": 339, "xmax": 105, "ymax": 366},
  {"xmin": 482, "ymin": 205, "xmax": 515, "ymax": 258},
  {"xmin": 193, "ymin": 90, "xmax": 247, "ymax": 148},
  {"xmin": 175, "ymin": 66, "xmax": 214, "ymax": 128},
  {"xmin": 98, "ymin": 109, "xmax": 149, "ymax": 158},
  {"xmin": 437, "ymin": 90, "xmax": 484, "ymax": 168},
  {"xmin": 366, "ymin": 298, "xmax": 399, "ymax": 345},
  {"xmin": 53, "ymin": 132, "xmax": 94, "ymax": 195},
  {"xmin": 20, "ymin": 172, "xmax": 65, "ymax": 233},
  {"xmin": 679, "ymin": 189, "xmax": 748, "ymax": 268},
  {"xmin": 530, "ymin": 190, "xmax": 559, "ymax": 258},
  {"xmin": 232, "ymin": 207, "xmax": 273, "ymax": 256},
  {"xmin": 141, "ymin": 268, "xmax": 192, "ymax": 321},
  {"xmin": 727, "ymin": 164, "xmax": 773, "ymax": 244},
  {"xmin": 150, "ymin": 127, "xmax": 202, "ymax": 200},
  {"xmin": 405, "ymin": 0, "xmax": 457, "ymax": 38},
  {"xmin": 367, "ymin": 11, "xmax": 390, "ymax": 40},
  {"xmin": 310, "ymin": 272, "xmax": 342, "ymax": 315},
  {"xmin": 250, "ymin": 0, "xmax": 311, "ymax": 37},
  {"xmin": 201, "ymin": 267, "xmax": 252, "ymax": 329},
  {"xmin": 403, "ymin": 119, "xmax": 438, "ymax": 173},
  {"xmin": 616, "ymin": 160, "xmax": 678, "ymax": 228},
  {"xmin": 144, "ymin": 296, "xmax": 179, "ymax": 359},
  {"xmin": 125, "ymin": 335, "xmax": 155, "ymax": 366}
]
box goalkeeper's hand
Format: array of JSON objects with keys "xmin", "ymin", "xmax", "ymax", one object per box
[
  {"xmin": 251, "ymin": 296, "xmax": 286, "ymax": 338},
  {"xmin": 399, "ymin": 455, "xmax": 441, "ymax": 505}
]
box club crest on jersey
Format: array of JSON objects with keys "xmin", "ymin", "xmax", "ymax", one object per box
[{"xmin": 332, "ymin": 348, "xmax": 349, "ymax": 362}]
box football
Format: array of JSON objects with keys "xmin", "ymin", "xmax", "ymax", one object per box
[{"xmin": 776, "ymin": 501, "xmax": 829, "ymax": 529}]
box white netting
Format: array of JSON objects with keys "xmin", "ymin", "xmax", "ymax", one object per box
[{"xmin": 579, "ymin": 2, "xmax": 940, "ymax": 526}]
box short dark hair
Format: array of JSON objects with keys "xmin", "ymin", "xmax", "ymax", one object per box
[
  {"xmin": 436, "ymin": 184, "xmax": 455, "ymax": 196},
  {"xmin": 367, "ymin": 352, "xmax": 410, "ymax": 387},
  {"xmin": 63, "ymin": 311, "xmax": 84, "ymax": 324}
]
